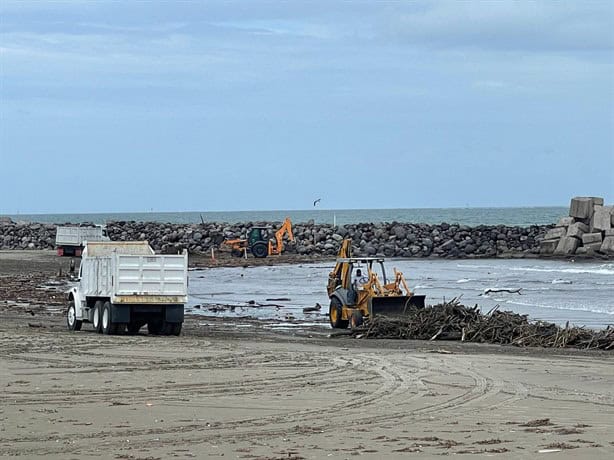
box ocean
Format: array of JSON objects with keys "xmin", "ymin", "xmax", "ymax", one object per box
[
  {"xmin": 5, "ymin": 206, "xmax": 567, "ymax": 227},
  {"xmin": 189, "ymin": 259, "xmax": 614, "ymax": 329}
]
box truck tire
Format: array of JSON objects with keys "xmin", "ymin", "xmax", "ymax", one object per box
[
  {"xmin": 251, "ymin": 242, "xmax": 268, "ymax": 258},
  {"xmin": 147, "ymin": 321, "xmax": 163, "ymax": 335},
  {"xmin": 92, "ymin": 300, "xmax": 103, "ymax": 333},
  {"xmin": 161, "ymin": 322, "xmax": 182, "ymax": 336},
  {"xmin": 127, "ymin": 322, "xmax": 143, "ymax": 335},
  {"xmin": 101, "ymin": 301, "xmax": 119, "ymax": 335},
  {"xmin": 67, "ymin": 300, "xmax": 82, "ymax": 331},
  {"xmin": 170, "ymin": 323, "xmax": 182, "ymax": 336}
]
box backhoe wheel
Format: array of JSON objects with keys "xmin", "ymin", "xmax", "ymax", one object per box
[
  {"xmin": 67, "ymin": 300, "xmax": 82, "ymax": 331},
  {"xmin": 350, "ymin": 310, "xmax": 363, "ymax": 330},
  {"xmin": 231, "ymin": 249, "xmax": 243, "ymax": 257},
  {"xmin": 251, "ymin": 242, "xmax": 268, "ymax": 258},
  {"xmin": 101, "ymin": 301, "xmax": 118, "ymax": 335},
  {"xmin": 92, "ymin": 300, "xmax": 103, "ymax": 333},
  {"xmin": 329, "ymin": 297, "xmax": 349, "ymax": 329}
]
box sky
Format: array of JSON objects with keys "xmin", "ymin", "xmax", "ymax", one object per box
[{"xmin": 0, "ymin": 0, "xmax": 613, "ymax": 214}]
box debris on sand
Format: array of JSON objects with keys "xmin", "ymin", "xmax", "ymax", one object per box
[
  {"xmin": 521, "ymin": 418, "xmax": 553, "ymax": 427},
  {"xmin": 303, "ymin": 303, "xmax": 322, "ymax": 313},
  {"xmin": 0, "ymin": 273, "xmax": 70, "ymax": 307},
  {"xmin": 351, "ymin": 299, "xmax": 614, "ymax": 350}
]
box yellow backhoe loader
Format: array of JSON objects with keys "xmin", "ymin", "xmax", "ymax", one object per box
[
  {"xmin": 326, "ymin": 239, "xmax": 425, "ymax": 329},
  {"xmin": 222, "ymin": 217, "xmax": 294, "ymax": 258}
]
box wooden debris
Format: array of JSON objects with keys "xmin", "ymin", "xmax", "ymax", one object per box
[
  {"xmin": 303, "ymin": 303, "xmax": 322, "ymax": 313},
  {"xmin": 352, "ymin": 299, "xmax": 614, "ymax": 350},
  {"xmin": 481, "ymin": 288, "xmax": 522, "ymax": 295}
]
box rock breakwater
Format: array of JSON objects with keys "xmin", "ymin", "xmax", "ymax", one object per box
[
  {"xmin": 540, "ymin": 196, "xmax": 614, "ymax": 256},
  {"xmin": 0, "ymin": 218, "xmax": 557, "ymax": 259}
]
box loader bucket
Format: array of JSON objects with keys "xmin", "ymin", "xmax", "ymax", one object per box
[{"xmin": 369, "ymin": 295, "xmax": 426, "ymax": 318}]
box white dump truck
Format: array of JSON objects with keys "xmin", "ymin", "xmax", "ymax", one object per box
[
  {"xmin": 66, "ymin": 241, "xmax": 188, "ymax": 336},
  {"xmin": 55, "ymin": 225, "xmax": 110, "ymax": 256}
]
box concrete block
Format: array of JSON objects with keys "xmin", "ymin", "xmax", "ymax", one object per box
[
  {"xmin": 605, "ymin": 228, "xmax": 614, "ymax": 237},
  {"xmin": 540, "ymin": 239, "xmax": 559, "ymax": 255},
  {"xmin": 592, "ymin": 197, "xmax": 604, "ymax": 206},
  {"xmin": 569, "ymin": 197, "xmax": 601, "ymax": 219},
  {"xmin": 575, "ymin": 246, "xmax": 587, "ymax": 255},
  {"xmin": 591, "ymin": 205, "xmax": 613, "ymax": 232},
  {"xmin": 554, "ymin": 236, "xmax": 579, "ymax": 255},
  {"xmin": 566, "ymin": 222, "xmax": 589, "ymax": 238},
  {"xmin": 557, "ymin": 217, "xmax": 575, "ymax": 227},
  {"xmin": 545, "ymin": 227, "xmax": 567, "ymax": 240},
  {"xmin": 582, "ymin": 233, "xmax": 603, "ymax": 245},
  {"xmin": 600, "ymin": 236, "xmax": 614, "ymax": 254},
  {"xmin": 584, "ymin": 242, "xmax": 602, "ymax": 253}
]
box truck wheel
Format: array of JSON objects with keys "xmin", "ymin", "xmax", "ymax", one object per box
[
  {"xmin": 101, "ymin": 301, "xmax": 117, "ymax": 335},
  {"xmin": 147, "ymin": 321, "xmax": 163, "ymax": 335},
  {"xmin": 67, "ymin": 300, "xmax": 82, "ymax": 331},
  {"xmin": 163, "ymin": 322, "xmax": 182, "ymax": 336},
  {"xmin": 329, "ymin": 297, "xmax": 348, "ymax": 329},
  {"xmin": 127, "ymin": 322, "xmax": 142, "ymax": 335},
  {"xmin": 251, "ymin": 242, "xmax": 268, "ymax": 258},
  {"xmin": 93, "ymin": 300, "xmax": 103, "ymax": 333},
  {"xmin": 170, "ymin": 323, "xmax": 182, "ymax": 336}
]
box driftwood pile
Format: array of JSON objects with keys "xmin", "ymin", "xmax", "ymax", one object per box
[{"xmin": 354, "ymin": 299, "xmax": 614, "ymax": 350}]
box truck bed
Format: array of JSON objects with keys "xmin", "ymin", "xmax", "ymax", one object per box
[
  {"xmin": 55, "ymin": 226, "xmax": 108, "ymax": 246},
  {"xmin": 79, "ymin": 249, "xmax": 188, "ymax": 304},
  {"xmin": 114, "ymin": 253, "xmax": 187, "ymax": 303}
]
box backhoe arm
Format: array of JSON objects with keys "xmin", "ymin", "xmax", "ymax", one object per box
[
  {"xmin": 327, "ymin": 239, "xmax": 353, "ymax": 296},
  {"xmin": 269, "ymin": 217, "xmax": 294, "ymax": 255}
]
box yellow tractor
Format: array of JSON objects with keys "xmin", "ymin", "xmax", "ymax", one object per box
[
  {"xmin": 327, "ymin": 239, "xmax": 425, "ymax": 329},
  {"xmin": 222, "ymin": 217, "xmax": 294, "ymax": 258}
]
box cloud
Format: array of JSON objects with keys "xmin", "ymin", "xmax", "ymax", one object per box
[{"xmin": 380, "ymin": 1, "xmax": 614, "ymax": 52}]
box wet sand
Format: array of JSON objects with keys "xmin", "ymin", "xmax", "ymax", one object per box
[{"xmin": 1, "ymin": 251, "xmax": 613, "ymax": 459}]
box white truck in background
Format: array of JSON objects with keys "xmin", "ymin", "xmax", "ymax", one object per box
[
  {"xmin": 55, "ymin": 225, "xmax": 109, "ymax": 256},
  {"xmin": 66, "ymin": 241, "xmax": 188, "ymax": 336}
]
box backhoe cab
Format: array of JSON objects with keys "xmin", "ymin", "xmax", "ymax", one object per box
[
  {"xmin": 327, "ymin": 239, "xmax": 425, "ymax": 329},
  {"xmin": 222, "ymin": 217, "xmax": 294, "ymax": 258}
]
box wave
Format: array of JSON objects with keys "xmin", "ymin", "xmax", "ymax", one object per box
[
  {"xmin": 508, "ymin": 265, "xmax": 614, "ymax": 276},
  {"xmin": 503, "ymin": 299, "xmax": 614, "ymax": 316}
]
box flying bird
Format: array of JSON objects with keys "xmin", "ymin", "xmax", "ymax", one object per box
[{"xmin": 313, "ymin": 198, "xmax": 321, "ymax": 207}]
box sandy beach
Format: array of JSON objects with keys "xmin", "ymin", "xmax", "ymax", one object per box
[{"xmin": 1, "ymin": 251, "xmax": 613, "ymax": 459}]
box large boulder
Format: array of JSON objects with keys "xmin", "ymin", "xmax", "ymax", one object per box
[
  {"xmin": 557, "ymin": 216, "xmax": 575, "ymax": 226},
  {"xmin": 582, "ymin": 232, "xmax": 603, "ymax": 245},
  {"xmin": 591, "ymin": 206, "xmax": 613, "ymax": 232},
  {"xmin": 569, "ymin": 197, "xmax": 602, "ymax": 219},
  {"xmin": 583, "ymin": 242, "xmax": 603, "ymax": 253},
  {"xmin": 544, "ymin": 227, "xmax": 567, "ymax": 240},
  {"xmin": 600, "ymin": 236, "xmax": 614, "ymax": 255},
  {"xmin": 566, "ymin": 222, "xmax": 588, "ymax": 239},
  {"xmin": 540, "ymin": 239, "xmax": 559, "ymax": 255},
  {"xmin": 554, "ymin": 236, "xmax": 580, "ymax": 255}
]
